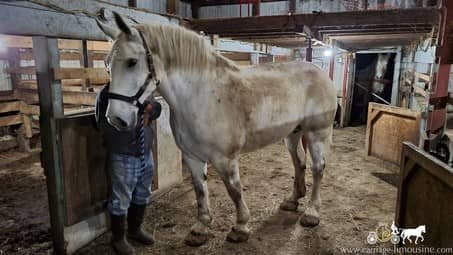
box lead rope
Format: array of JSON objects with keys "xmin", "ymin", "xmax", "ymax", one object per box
[{"xmin": 138, "ymin": 111, "xmax": 146, "ymax": 170}]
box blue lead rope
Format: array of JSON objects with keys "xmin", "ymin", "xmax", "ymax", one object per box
[{"xmin": 138, "ymin": 112, "xmax": 146, "ymax": 170}]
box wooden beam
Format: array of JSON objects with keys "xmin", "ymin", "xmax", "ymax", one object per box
[
  {"xmin": 191, "ymin": 8, "xmax": 439, "ymax": 40},
  {"xmin": 0, "ymin": 114, "xmax": 22, "ymax": 127},
  {"xmin": 0, "ymin": 1, "xmax": 171, "ymax": 40},
  {"xmin": 197, "ymin": 0, "xmax": 285, "ymax": 6},
  {"xmin": 0, "ymin": 3, "xmax": 105, "ymax": 40}
]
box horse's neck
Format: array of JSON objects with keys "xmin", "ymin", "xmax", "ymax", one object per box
[{"xmin": 157, "ymin": 69, "xmax": 213, "ymax": 110}]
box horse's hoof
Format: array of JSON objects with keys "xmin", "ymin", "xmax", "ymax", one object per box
[
  {"xmin": 184, "ymin": 231, "xmax": 212, "ymax": 247},
  {"xmin": 299, "ymin": 213, "xmax": 320, "ymax": 227},
  {"xmin": 279, "ymin": 200, "xmax": 298, "ymax": 211},
  {"xmin": 226, "ymin": 227, "xmax": 250, "ymax": 243}
]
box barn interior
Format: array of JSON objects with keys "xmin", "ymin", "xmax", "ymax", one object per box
[{"xmin": 0, "ymin": 0, "xmax": 452, "ymax": 254}]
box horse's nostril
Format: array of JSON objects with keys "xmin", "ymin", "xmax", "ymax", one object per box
[{"xmin": 115, "ymin": 117, "xmax": 128, "ymax": 128}]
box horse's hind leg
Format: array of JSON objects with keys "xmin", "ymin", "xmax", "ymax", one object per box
[
  {"xmin": 183, "ymin": 154, "xmax": 213, "ymax": 246},
  {"xmin": 280, "ymin": 130, "xmax": 307, "ymax": 211},
  {"xmin": 300, "ymin": 127, "xmax": 331, "ymax": 227},
  {"xmin": 211, "ymin": 156, "xmax": 251, "ymax": 243}
]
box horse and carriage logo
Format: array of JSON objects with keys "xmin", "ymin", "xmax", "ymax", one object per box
[{"xmin": 367, "ymin": 221, "xmax": 426, "ymax": 245}]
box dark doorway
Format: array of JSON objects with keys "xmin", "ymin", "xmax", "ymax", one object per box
[{"xmin": 349, "ymin": 53, "xmax": 396, "ymax": 126}]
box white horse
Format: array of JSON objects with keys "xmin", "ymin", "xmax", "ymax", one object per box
[
  {"xmin": 96, "ymin": 12, "xmax": 337, "ymax": 246},
  {"xmin": 400, "ymin": 225, "xmax": 426, "ymax": 245},
  {"xmin": 372, "ymin": 53, "xmax": 391, "ymax": 95}
]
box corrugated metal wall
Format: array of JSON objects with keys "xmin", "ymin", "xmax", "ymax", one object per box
[
  {"xmin": 137, "ymin": 0, "xmax": 167, "ymax": 14},
  {"xmin": 199, "ymin": 0, "xmax": 436, "ymax": 18},
  {"xmin": 104, "ymin": 0, "xmax": 129, "ymax": 7},
  {"xmin": 199, "ymin": 4, "xmax": 252, "ymax": 18},
  {"xmin": 178, "ymin": 1, "xmax": 192, "ymax": 18},
  {"xmin": 260, "ymin": 1, "xmax": 289, "ymax": 16}
]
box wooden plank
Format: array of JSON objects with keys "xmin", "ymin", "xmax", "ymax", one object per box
[
  {"xmin": 1, "ymin": 36, "xmax": 111, "ymax": 52},
  {"xmin": 17, "ymin": 81, "xmax": 98, "ymax": 93},
  {"xmin": 0, "ymin": 101, "xmax": 21, "ymax": 113},
  {"xmin": 22, "ymin": 114, "xmax": 33, "ymax": 138},
  {"xmin": 396, "ymin": 142, "xmax": 453, "ymax": 248},
  {"xmin": 20, "ymin": 49, "xmax": 82, "ymax": 61},
  {"xmin": 58, "ymin": 114, "xmax": 107, "ymax": 226},
  {"xmin": 7, "ymin": 66, "xmax": 36, "ymax": 75},
  {"xmin": 221, "ymin": 52, "xmax": 251, "ymax": 61},
  {"xmin": 366, "ymin": 103, "xmax": 421, "ymax": 166},
  {"xmin": 16, "ymin": 88, "xmax": 97, "ymax": 106},
  {"xmin": 0, "ymin": 114, "xmax": 22, "ymax": 126},
  {"xmin": 19, "ymin": 103, "xmax": 40, "ymax": 115},
  {"xmin": 19, "ymin": 79, "xmax": 94, "ymax": 87},
  {"xmin": 54, "ymin": 68, "xmax": 109, "ymax": 84},
  {"xmin": 32, "ymin": 36, "xmax": 65, "ymax": 255},
  {"xmin": 414, "ymin": 71, "xmax": 430, "ymax": 82}
]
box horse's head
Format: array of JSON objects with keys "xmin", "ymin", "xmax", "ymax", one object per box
[
  {"xmin": 420, "ymin": 225, "xmax": 426, "ymax": 233},
  {"xmin": 375, "ymin": 53, "xmax": 390, "ymax": 80},
  {"xmin": 96, "ymin": 11, "xmax": 157, "ymax": 131},
  {"xmin": 372, "ymin": 53, "xmax": 391, "ymax": 94}
]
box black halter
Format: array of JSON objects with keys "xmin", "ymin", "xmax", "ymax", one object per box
[{"xmin": 107, "ymin": 30, "xmax": 160, "ymax": 110}]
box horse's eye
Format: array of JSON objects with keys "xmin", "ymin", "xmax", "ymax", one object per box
[{"xmin": 127, "ymin": 59, "xmax": 138, "ymax": 68}]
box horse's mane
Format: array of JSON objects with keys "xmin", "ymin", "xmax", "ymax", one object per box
[{"xmin": 136, "ymin": 23, "xmax": 239, "ymax": 75}]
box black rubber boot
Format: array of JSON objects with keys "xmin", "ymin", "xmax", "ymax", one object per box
[
  {"xmin": 127, "ymin": 203, "xmax": 155, "ymax": 245},
  {"xmin": 111, "ymin": 214, "xmax": 136, "ymax": 255}
]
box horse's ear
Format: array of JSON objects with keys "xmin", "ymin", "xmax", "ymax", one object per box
[
  {"xmin": 113, "ymin": 11, "xmax": 132, "ymax": 36},
  {"xmin": 96, "ymin": 9, "xmax": 120, "ymax": 40}
]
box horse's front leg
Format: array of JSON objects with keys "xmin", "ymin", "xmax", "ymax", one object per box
[
  {"xmin": 211, "ymin": 156, "xmax": 251, "ymax": 243},
  {"xmin": 183, "ymin": 154, "xmax": 213, "ymax": 246}
]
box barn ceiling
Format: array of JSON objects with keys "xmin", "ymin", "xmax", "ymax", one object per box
[{"xmin": 191, "ymin": 7, "xmax": 439, "ymax": 50}]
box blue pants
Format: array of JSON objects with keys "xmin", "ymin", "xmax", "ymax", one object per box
[{"xmin": 107, "ymin": 152, "xmax": 153, "ymax": 216}]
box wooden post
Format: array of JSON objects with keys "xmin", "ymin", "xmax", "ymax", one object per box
[
  {"xmin": 252, "ymin": 0, "xmax": 260, "ymax": 16},
  {"xmin": 7, "ymin": 48, "xmax": 20, "ymax": 92},
  {"xmin": 32, "ymin": 36, "xmax": 66, "ymax": 254},
  {"xmin": 128, "ymin": 0, "xmax": 137, "ymax": 8},
  {"xmin": 426, "ymin": 0, "xmax": 452, "ymax": 138},
  {"xmin": 306, "ymin": 38, "xmax": 312, "ymax": 62},
  {"xmin": 80, "ymin": 40, "xmax": 91, "ymax": 91},
  {"xmin": 167, "ymin": 0, "xmax": 178, "ymax": 14},
  {"xmin": 191, "ymin": 0, "xmax": 200, "ymax": 19},
  {"xmin": 289, "ymin": 0, "xmax": 297, "ymax": 14},
  {"xmin": 391, "ymin": 47, "xmax": 402, "ymax": 106}
]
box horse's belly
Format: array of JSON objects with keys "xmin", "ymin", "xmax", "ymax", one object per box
[{"xmin": 241, "ymin": 121, "xmax": 300, "ymax": 152}]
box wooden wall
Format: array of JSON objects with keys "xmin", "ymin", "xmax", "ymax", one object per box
[
  {"xmin": 397, "ymin": 142, "xmax": 453, "ymax": 248},
  {"xmin": 366, "ymin": 103, "xmax": 421, "ymax": 166}
]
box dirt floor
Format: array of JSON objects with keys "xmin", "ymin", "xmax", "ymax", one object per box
[
  {"xmin": 0, "ymin": 127, "xmax": 399, "ymax": 254},
  {"xmin": 0, "ymin": 152, "xmax": 51, "ymax": 255}
]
